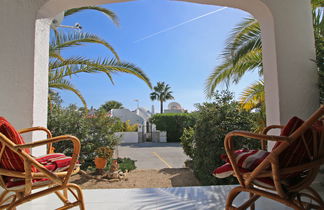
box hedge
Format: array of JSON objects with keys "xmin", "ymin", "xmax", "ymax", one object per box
[{"xmin": 150, "ymin": 113, "xmax": 197, "ymax": 142}]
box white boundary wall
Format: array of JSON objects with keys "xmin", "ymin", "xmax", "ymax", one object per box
[{"xmin": 115, "ymin": 132, "xmax": 139, "ymax": 144}]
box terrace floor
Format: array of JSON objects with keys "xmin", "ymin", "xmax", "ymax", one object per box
[
  {"xmin": 17, "ymin": 167, "xmax": 324, "ymax": 209},
  {"xmin": 18, "ymin": 185, "xmax": 297, "ymax": 210}
]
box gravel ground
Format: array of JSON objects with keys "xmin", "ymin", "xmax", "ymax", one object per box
[{"xmin": 71, "ymin": 168, "xmax": 201, "ymax": 189}]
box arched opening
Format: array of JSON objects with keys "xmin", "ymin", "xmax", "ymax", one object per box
[
  {"xmin": 36, "ymin": 0, "xmax": 318, "ymax": 130},
  {"xmin": 32, "ymin": 0, "xmax": 317, "ymax": 156}
]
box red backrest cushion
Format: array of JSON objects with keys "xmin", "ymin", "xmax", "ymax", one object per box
[
  {"xmin": 272, "ymin": 116, "xmax": 304, "ymax": 151},
  {"xmin": 273, "ymin": 116, "xmax": 322, "ymax": 168},
  {"xmin": 0, "ymin": 117, "xmax": 29, "ymax": 171}
]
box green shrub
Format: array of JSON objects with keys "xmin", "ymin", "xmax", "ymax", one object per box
[
  {"xmin": 118, "ymin": 120, "xmax": 138, "ymax": 132},
  {"xmin": 48, "ymin": 105, "xmax": 122, "ymax": 169},
  {"xmin": 150, "ymin": 113, "xmax": 197, "ymax": 142},
  {"xmin": 117, "ymin": 157, "xmax": 137, "ymax": 172},
  {"xmin": 315, "ymin": 32, "xmax": 324, "ymax": 104},
  {"xmin": 180, "ymin": 127, "xmax": 195, "ymax": 159},
  {"xmin": 192, "ymin": 91, "xmax": 259, "ymax": 185}
]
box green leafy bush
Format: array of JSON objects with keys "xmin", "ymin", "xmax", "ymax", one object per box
[
  {"xmin": 117, "ymin": 157, "xmax": 136, "ymax": 172},
  {"xmin": 48, "ymin": 105, "xmax": 122, "ymax": 169},
  {"xmin": 315, "ymin": 32, "xmax": 324, "ymax": 104},
  {"xmin": 180, "ymin": 127, "xmax": 195, "ymax": 159},
  {"xmin": 191, "ymin": 91, "xmax": 259, "ymax": 185},
  {"xmin": 150, "ymin": 113, "xmax": 197, "ymax": 142},
  {"xmin": 117, "ymin": 120, "xmax": 139, "ymax": 132}
]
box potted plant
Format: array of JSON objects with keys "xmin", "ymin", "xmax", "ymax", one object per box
[{"xmin": 94, "ymin": 147, "xmax": 113, "ymax": 169}]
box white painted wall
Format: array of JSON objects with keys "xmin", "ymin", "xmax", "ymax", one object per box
[
  {"xmin": 111, "ymin": 109, "xmax": 144, "ymax": 124},
  {"xmin": 0, "ymin": 1, "xmax": 49, "ymax": 154},
  {"xmin": 115, "ymin": 132, "xmax": 139, "ymax": 143},
  {"xmin": 160, "ymin": 131, "xmax": 167, "ymax": 143}
]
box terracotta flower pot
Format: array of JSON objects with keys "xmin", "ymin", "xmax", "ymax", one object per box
[{"xmin": 94, "ymin": 157, "xmax": 107, "ymax": 169}]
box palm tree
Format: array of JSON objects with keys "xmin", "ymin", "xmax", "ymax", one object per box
[
  {"xmin": 49, "ymin": 32, "xmax": 152, "ymax": 109},
  {"xmin": 205, "ymin": 1, "xmax": 323, "ymax": 132},
  {"xmin": 150, "ymin": 82, "xmax": 174, "ymax": 113},
  {"xmin": 100, "ymin": 100, "xmax": 124, "ymax": 112}
]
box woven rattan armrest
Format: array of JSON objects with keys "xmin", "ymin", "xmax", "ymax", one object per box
[
  {"xmin": 15, "ymin": 135, "xmax": 80, "ymax": 185},
  {"xmin": 18, "ymin": 127, "xmax": 53, "ymax": 153}
]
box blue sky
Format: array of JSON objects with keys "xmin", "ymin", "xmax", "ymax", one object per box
[{"xmin": 57, "ymin": 0, "xmax": 259, "ymax": 112}]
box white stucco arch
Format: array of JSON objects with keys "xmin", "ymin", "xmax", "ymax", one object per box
[{"xmin": 0, "ymin": 0, "xmax": 318, "ymax": 152}]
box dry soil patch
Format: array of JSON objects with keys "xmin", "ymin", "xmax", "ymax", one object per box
[{"xmin": 71, "ymin": 168, "xmax": 201, "ymax": 189}]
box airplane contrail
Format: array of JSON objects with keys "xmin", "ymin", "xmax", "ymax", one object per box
[{"xmin": 134, "ymin": 7, "xmax": 227, "ymax": 43}]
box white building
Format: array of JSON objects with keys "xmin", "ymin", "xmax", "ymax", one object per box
[
  {"xmin": 164, "ymin": 102, "xmax": 185, "ymax": 113},
  {"xmin": 110, "ymin": 108, "xmax": 146, "ymax": 125}
]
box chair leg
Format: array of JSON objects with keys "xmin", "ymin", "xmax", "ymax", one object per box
[
  {"xmin": 0, "ymin": 191, "xmax": 10, "ymax": 206},
  {"xmin": 55, "ymin": 190, "xmax": 69, "ymax": 205},
  {"xmin": 67, "ymin": 183, "xmax": 85, "ymax": 210},
  {"xmin": 305, "ymin": 187, "xmax": 324, "ymax": 207},
  {"xmin": 226, "ymin": 186, "xmax": 246, "ymax": 210},
  {"xmin": 3, "ymin": 184, "xmax": 85, "ymax": 210},
  {"xmin": 291, "ymin": 188, "xmax": 324, "ymax": 210},
  {"xmin": 249, "ymin": 193, "xmax": 255, "ymax": 210},
  {"xmin": 226, "ymin": 186, "xmax": 304, "ymax": 210},
  {"xmin": 225, "ymin": 187, "xmax": 260, "ymax": 210},
  {"xmin": 0, "ymin": 191, "xmax": 18, "ymax": 209},
  {"xmin": 63, "ymin": 188, "xmax": 68, "ymax": 200}
]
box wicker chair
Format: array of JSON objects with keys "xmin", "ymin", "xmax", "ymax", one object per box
[
  {"xmin": 224, "ymin": 105, "xmax": 324, "ymax": 210},
  {"xmin": 0, "ymin": 118, "xmax": 84, "ymax": 209}
]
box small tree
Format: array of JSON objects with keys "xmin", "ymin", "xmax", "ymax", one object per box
[
  {"xmin": 150, "ymin": 82, "xmax": 174, "ymax": 113},
  {"xmin": 191, "ymin": 91, "xmax": 257, "ymax": 185},
  {"xmin": 100, "ymin": 100, "xmax": 123, "ymax": 112}
]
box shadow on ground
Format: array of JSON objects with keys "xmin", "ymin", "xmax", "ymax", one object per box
[{"xmin": 159, "ymin": 168, "xmax": 201, "ymax": 187}]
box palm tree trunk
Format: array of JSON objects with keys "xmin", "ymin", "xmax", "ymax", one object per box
[{"xmin": 160, "ymin": 100, "xmax": 163, "ymax": 113}]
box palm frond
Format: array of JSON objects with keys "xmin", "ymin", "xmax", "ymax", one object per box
[
  {"xmin": 205, "ymin": 17, "xmax": 263, "ymax": 98},
  {"xmin": 205, "ymin": 48, "xmax": 262, "ymax": 98},
  {"xmin": 64, "ymin": 6, "xmax": 119, "ymax": 26},
  {"xmin": 49, "ymin": 78, "xmax": 87, "ymax": 109},
  {"xmin": 49, "ymin": 57, "xmax": 152, "ymax": 88},
  {"xmin": 49, "ymin": 32, "xmax": 120, "ymax": 61},
  {"xmin": 49, "ymin": 50, "xmax": 65, "ymax": 61},
  {"xmin": 312, "ymin": 0, "xmax": 324, "ymax": 9},
  {"xmin": 239, "ymin": 80, "xmax": 264, "ymax": 111},
  {"xmin": 223, "ymin": 18, "xmax": 261, "ymax": 60}
]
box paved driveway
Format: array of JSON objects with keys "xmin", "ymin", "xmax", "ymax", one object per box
[{"xmin": 116, "ymin": 143, "xmax": 189, "ymax": 169}]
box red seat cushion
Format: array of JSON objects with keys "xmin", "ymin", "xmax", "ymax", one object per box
[
  {"xmin": 0, "ymin": 117, "xmax": 31, "ymax": 171},
  {"xmin": 5, "ymin": 153, "xmax": 76, "ymax": 189},
  {"xmin": 35, "ymin": 153, "xmax": 74, "ymax": 172},
  {"xmin": 214, "ymin": 149, "xmax": 269, "ymax": 178},
  {"xmin": 212, "ymin": 162, "xmax": 274, "ymax": 187}
]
